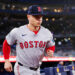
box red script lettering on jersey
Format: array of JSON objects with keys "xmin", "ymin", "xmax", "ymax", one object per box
[{"xmin": 20, "ymin": 41, "xmax": 47, "ymax": 49}]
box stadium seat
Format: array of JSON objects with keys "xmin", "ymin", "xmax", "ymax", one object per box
[{"xmin": 44, "ymin": 67, "xmax": 54, "ymax": 75}]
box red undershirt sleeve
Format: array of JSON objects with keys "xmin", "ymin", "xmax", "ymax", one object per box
[
  {"xmin": 46, "ymin": 46, "xmax": 55, "ymax": 53},
  {"xmin": 3, "ymin": 40, "xmax": 11, "ymax": 59}
]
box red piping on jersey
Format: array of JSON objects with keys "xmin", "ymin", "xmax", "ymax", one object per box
[
  {"xmin": 17, "ymin": 64, "xmax": 20, "ymax": 75},
  {"xmin": 33, "ymin": 31, "xmax": 38, "ymax": 34},
  {"xmin": 3, "ymin": 40, "xmax": 11, "ymax": 59},
  {"xmin": 46, "ymin": 46, "xmax": 55, "ymax": 52},
  {"xmin": 33, "ymin": 27, "xmax": 40, "ymax": 34}
]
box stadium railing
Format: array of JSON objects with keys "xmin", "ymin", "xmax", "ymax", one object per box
[{"xmin": 41, "ymin": 65, "xmax": 75, "ymax": 75}]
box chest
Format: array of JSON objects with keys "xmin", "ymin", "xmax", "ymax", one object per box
[{"xmin": 16, "ymin": 31, "xmax": 49, "ymax": 49}]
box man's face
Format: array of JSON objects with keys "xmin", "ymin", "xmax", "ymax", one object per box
[{"xmin": 27, "ymin": 15, "xmax": 43, "ymax": 27}]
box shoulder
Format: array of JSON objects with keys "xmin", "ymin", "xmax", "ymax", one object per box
[
  {"xmin": 10, "ymin": 27, "xmax": 18, "ymax": 34},
  {"xmin": 8, "ymin": 25, "xmax": 25, "ymax": 34},
  {"xmin": 18, "ymin": 25, "xmax": 26, "ymax": 29},
  {"xmin": 11, "ymin": 25, "xmax": 26, "ymax": 32},
  {"xmin": 41, "ymin": 26, "xmax": 53, "ymax": 36}
]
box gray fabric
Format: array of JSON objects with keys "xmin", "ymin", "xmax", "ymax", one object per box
[
  {"xmin": 14, "ymin": 62, "xmax": 40, "ymax": 75},
  {"xmin": 6, "ymin": 25, "xmax": 55, "ymax": 68}
]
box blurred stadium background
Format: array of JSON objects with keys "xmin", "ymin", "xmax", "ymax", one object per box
[{"xmin": 0, "ymin": 0, "xmax": 75, "ymax": 75}]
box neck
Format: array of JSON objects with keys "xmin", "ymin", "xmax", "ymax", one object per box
[{"xmin": 27, "ymin": 24, "xmax": 40, "ymax": 31}]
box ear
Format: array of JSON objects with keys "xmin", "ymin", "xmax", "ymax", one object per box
[{"xmin": 27, "ymin": 15, "xmax": 30, "ymax": 19}]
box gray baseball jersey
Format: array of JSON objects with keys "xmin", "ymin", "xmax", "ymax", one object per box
[{"xmin": 6, "ymin": 25, "xmax": 55, "ymax": 68}]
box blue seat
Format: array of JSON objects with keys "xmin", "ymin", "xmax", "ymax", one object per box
[
  {"xmin": 44, "ymin": 67, "xmax": 54, "ymax": 75},
  {"xmin": 53, "ymin": 67, "xmax": 67, "ymax": 75}
]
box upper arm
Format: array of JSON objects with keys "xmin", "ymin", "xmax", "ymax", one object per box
[
  {"xmin": 46, "ymin": 32, "xmax": 55, "ymax": 48},
  {"xmin": 6, "ymin": 28, "xmax": 17, "ymax": 45}
]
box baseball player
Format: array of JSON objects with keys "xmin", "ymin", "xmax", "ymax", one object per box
[{"xmin": 3, "ymin": 5, "xmax": 55, "ymax": 75}]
